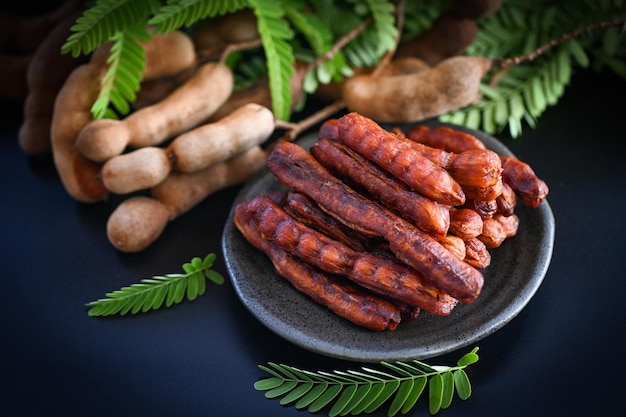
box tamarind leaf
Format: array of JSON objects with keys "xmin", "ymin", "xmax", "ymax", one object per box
[
  {"xmin": 255, "ymin": 349, "xmax": 479, "ymax": 416},
  {"xmin": 249, "ymin": 0, "xmax": 295, "ymax": 121},
  {"xmin": 363, "ymin": 0, "xmax": 398, "ymax": 55},
  {"xmin": 149, "ymin": 0, "xmax": 249, "ymax": 34},
  {"xmin": 85, "ymin": 254, "xmax": 224, "ymax": 317},
  {"xmin": 62, "ymin": 0, "xmax": 160, "ymax": 57}
]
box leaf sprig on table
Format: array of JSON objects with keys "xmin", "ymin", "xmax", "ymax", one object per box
[
  {"xmin": 85, "ymin": 253, "xmax": 224, "ymax": 316},
  {"xmin": 255, "ymin": 347, "xmax": 479, "ymax": 417}
]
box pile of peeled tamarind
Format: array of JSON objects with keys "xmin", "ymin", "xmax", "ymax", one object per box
[{"xmin": 3, "ymin": 0, "xmax": 552, "ymax": 255}]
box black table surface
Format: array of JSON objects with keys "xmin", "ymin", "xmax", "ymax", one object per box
[{"xmin": 2, "ymin": 67, "xmax": 625, "ymax": 417}]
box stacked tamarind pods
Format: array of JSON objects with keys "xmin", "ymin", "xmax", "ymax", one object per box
[
  {"xmin": 234, "ymin": 112, "xmax": 549, "ymax": 331},
  {"xmin": 7, "ymin": 5, "xmax": 276, "ymax": 253}
]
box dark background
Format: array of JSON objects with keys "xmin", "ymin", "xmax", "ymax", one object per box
[{"xmin": 2, "ymin": 4, "xmax": 626, "ymax": 417}]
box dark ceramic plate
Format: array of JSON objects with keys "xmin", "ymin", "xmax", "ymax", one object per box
[{"xmin": 222, "ymin": 121, "xmax": 555, "ymax": 362}]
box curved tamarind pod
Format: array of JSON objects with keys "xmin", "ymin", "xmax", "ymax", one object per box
[
  {"xmin": 50, "ymin": 63, "xmax": 108, "ymax": 203},
  {"xmin": 267, "ymin": 141, "xmax": 484, "ymax": 303},
  {"xmin": 310, "ymin": 137, "xmax": 451, "ymax": 238},
  {"xmin": 500, "ymin": 156, "xmax": 549, "ymax": 208},
  {"xmin": 342, "ymin": 56, "xmax": 492, "ymax": 123},
  {"xmin": 464, "ymin": 237, "xmax": 491, "ymax": 269},
  {"xmin": 337, "ymin": 112, "xmax": 466, "ymax": 206},
  {"xmin": 192, "ymin": 9, "xmax": 259, "ymax": 52},
  {"xmin": 76, "ymin": 61, "xmax": 234, "ymax": 162},
  {"xmin": 449, "ymin": 207, "xmax": 483, "ymax": 240},
  {"xmin": 18, "ymin": 11, "xmax": 88, "ymax": 155},
  {"xmin": 152, "ymin": 145, "xmax": 266, "ymax": 219},
  {"xmin": 241, "ymin": 194, "xmax": 458, "ymax": 316},
  {"xmin": 395, "ymin": 11, "xmax": 478, "ymax": 66},
  {"xmin": 405, "ymin": 125, "xmax": 486, "ymax": 152},
  {"xmin": 234, "ymin": 206, "xmax": 402, "ymax": 331}
]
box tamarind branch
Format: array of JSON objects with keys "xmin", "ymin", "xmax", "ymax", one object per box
[
  {"xmin": 274, "ymin": 99, "xmax": 347, "ymax": 144},
  {"xmin": 494, "ymin": 18, "xmax": 626, "ymax": 68}
]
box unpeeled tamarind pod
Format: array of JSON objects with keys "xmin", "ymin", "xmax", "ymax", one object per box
[
  {"xmin": 152, "ymin": 145, "xmax": 267, "ymax": 219},
  {"xmin": 50, "ymin": 63, "xmax": 109, "ymax": 203},
  {"xmin": 169, "ymin": 103, "xmax": 275, "ymax": 173},
  {"xmin": 395, "ymin": 11, "xmax": 478, "ymax": 66},
  {"xmin": 100, "ymin": 103, "xmax": 274, "ymax": 194},
  {"xmin": 106, "ymin": 146, "xmax": 267, "ymax": 252},
  {"xmin": 101, "ymin": 147, "xmax": 171, "ymax": 194},
  {"xmin": 76, "ymin": 61, "xmax": 234, "ymax": 162},
  {"xmin": 342, "ymin": 55, "xmax": 492, "ymax": 123},
  {"xmin": 18, "ymin": 12, "xmax": 88, "ymax": 155}
]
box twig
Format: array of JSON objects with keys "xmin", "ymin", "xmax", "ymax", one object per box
[
  {"xmin": 273, "ymin": 99, "xmax": 346, "ymax": 144},
  {"xmin": 495, "ymin": 18, "xmax": 626, "ymax": 68},
  {"xmin": 305, "ymin": 18, "xmax": 373, "ymax": 74}
]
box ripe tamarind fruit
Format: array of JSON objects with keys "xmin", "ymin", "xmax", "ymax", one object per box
[
  {"xmin": 75, "ymin": 61, "xmax": 234, "ymax": 162},
  {"xmin": 342, "ymin": 55, "xmax": 492, "ymax": 123}
]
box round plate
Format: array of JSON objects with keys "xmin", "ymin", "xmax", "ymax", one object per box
[{"xmin": 222, "ymin": 121, "xmax": 555, "ymax": 362}]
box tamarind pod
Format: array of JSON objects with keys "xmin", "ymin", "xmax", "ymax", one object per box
[
  {"xmin": 233, "ymin": 207, "xmax": 402, "ymax": 331},
  {"xmin": 478, "ymin": 217, "xmax": 507, "ymax": 248},
  {"xmin": 449, "ymin": 207, "xmax": 483, "ymax": 240},
  {"xmin": 106, "ymin": 196, "xmax": 170, "ymax": 253},
  {"xmin": 450, "ymin": 0, "xmax": 503, "ymax": 19},
  {"xmin": 169, "ymin": 103, "xmax": 275, "ymax": 173},
  {"xmin": 496, "ymin": 182, "xmax": 517, "ymax": 216},
  {"xmin": 76, "ymin": 61, "xmax": 234, "ymax": 162},
  {"xmin": 494, "ymin": 213, "xmax": 519, "ymax": 238},
  {"xmin": 464, "ymin": 237, "xmax": 491, "ymax": 269},
  {"xmin": 50, "ymin": 63, "xmax": 108, "ymax": 203},
  {"xmin": 310, "ymin": 137, "xmax": 451, "ymax": 238},
  {"xmin": 101, "ymin": 147, "xmax": 171, "ymax": 194},
  {"xmin": 152, "ymin": 145, "xmax": 266, "ymax": 219},
  {"xmin": 18, "ymin": 11, "xmax": 88, "ymax": 155},
  {"xmin": 395, "ymin": 11, "xmax": 478, "ymax": 66},
  {"xmin": 337, "ymin": 112, "xmax": 466, "ymax": 206},
  {"xmin": 283, "ymin": 192, "xmax": 370, "ymax": 253},
  {"xmin": 342, "ymin": 56, "xmax": 492, "ymax": 123},
  {"xmin": 192, "ymin": 9, "xmax": 259, "ymax": 52},
  {"xmin": 439, "ymin": 234, "xmax": 466, "ymax": 260},
  {"xmin": 267, "ymin": 141, "xmax": 484, "ymax": 303},
  {"xmin": 406, "ymin": 125, "xmax": 486, "ymax": 153},
  {"xmin": 500, "ymin": 156, "xmax": 549, "ymax": 208},
  {"xmin": 0, "ymin": 0, "xmax": 84, "ymax": 54},
  {"xmin": 462, "ymin": 176, "xmax": 504, "ymax": 201},
  {"xmin": 462, "ymin": 199, "xmax": 498, "ymax": 219},
  {"xmin": 242, "ymin": 194, "xmax": 458, "ymax": 316},
  {"xmin": 0, "ymin": 54, "xmax": 31, "ymax": 100},
  {"xmin": 319, "ymin": 118, "xmax": 340, "ymax": 140}
]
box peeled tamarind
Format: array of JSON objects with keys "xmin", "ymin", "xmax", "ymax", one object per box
[
  {"xmin": 76, "ymin": 61, "xmax": 234, "ymax": 162},
  {"xmin": 342, "ymin": 55, "xmax": 492, "ymax": 123}
]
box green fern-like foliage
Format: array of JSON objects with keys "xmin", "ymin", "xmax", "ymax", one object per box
[
  {"xmin": 148, "ymin": 0, "xmax": 249, "ymax": 33},
  {"xmin": 85, "ymin": 254, "xmax": 224, "ymax": 316},
  {"xmin": 441, "ymin": 0, "xmax": 626, "ymax": 137},
  {"xmin": 255, "ymin": 347, "xmax": 479, "ymax": 417},
  {"xmin": 92, "ymin": 23, "xmax": 151, "ymax": 119},
  {"xmin": 248, "ymin": 0, "xmax": 295, "ymax": 121}
]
